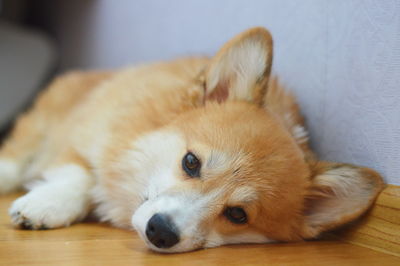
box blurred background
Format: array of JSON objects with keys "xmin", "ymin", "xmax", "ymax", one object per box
[{"xmin": 0, "ymin": 0, "xmax": 399, "ymax": 185}]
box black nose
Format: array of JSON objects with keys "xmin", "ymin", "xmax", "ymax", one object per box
[{"xmin": 145, "ymin": 213, "xmax": 179, "ymax": 249}]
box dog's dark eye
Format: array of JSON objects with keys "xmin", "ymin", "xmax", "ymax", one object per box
[
  {"xmin": 182, "ymin": 152, "xmax": 201, "ymax": 177},
  {"xmin": 224, "ymin": 207, "xmax": 247, "ymax": 224}
]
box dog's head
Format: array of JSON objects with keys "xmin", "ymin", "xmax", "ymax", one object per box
[{"xmin": 129, "ymin": 28, "xmax": 383, "ymax": 252}]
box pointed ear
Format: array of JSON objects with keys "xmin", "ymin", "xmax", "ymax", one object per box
[
  {"xmin": 302, "ymin": 162, "xmax": 384, "ymax": 238},
  {"xmin": 204, "ymin": 27, "xmax": 273, "ymax": 105}
]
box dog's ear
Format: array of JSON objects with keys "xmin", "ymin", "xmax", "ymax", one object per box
[
  {"xmin": 301, "ymin": 161, "xmax": 384, "ymax": 238},
  {"xmin": 204, "ymin": 27, "xmax": 273, "ymax": 105}
]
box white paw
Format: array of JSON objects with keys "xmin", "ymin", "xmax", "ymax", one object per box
[
  {"xmin": 9, "ymin": 183, "xmax": 89, "ymax": 229},
  {"xmin": 0, "ymin": 159, "xmax": 21, "ymax": 194}
]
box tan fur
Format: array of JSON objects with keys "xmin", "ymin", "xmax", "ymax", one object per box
[
  {"xmin": 0, "ymin": 27, "xmax": 384, "ymax": 252},
  {"xmin": 0, "ymin": 71, "xmax": 112, "ymax": 164}
]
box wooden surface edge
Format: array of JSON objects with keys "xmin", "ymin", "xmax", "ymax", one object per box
[{"xmin": 334, "ymin": 184, "xmax": 400, "ymax": 257}]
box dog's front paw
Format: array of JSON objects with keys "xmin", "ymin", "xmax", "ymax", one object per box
[
  {"xmin": 0, "ymin": 159, "xmax": 21, "ymax": 194},
  {"xmin": 9, "ymin": 187, "xmax": 87, "ymax": 230},
  {"xmin": 9, "ymin": 194, "xmax": 60, "ymax": 229},
  {"xmin": 10, "ymin": 209, "xmax": 49, "ymax": 230}
]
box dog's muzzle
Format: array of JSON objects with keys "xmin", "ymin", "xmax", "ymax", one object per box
[{"xmin": 145, "ymin": 213, "xmax": 180, "ymax": 249}]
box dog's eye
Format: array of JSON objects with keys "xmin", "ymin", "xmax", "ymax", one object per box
[
  {"xmin": 182, "ymin": 152, "xmax": 201, "ymax": 177},
  {"xmin": 224, "ymin": 207, "xmax": 247, "ymax": 224}
]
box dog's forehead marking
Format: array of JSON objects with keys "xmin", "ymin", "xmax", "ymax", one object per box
[
  {"xmin": 206, "ymin": 150, "xmax": 231, "ymax": 173},
  {"xmin": 206, "ymin": 150, "xmax": 247, "ymax": 176},
  {"xmin": 228, "ymin": 186, "xmax": 258, "ymax": 204}
]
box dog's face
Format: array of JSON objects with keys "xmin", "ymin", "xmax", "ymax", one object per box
[
  {"xmin": 131, "ymin": 101, "xmax": 311, "ymax": 252},
  {"xmin": 128, "ymin": 28, "xmax": 383, "ymax": 252}
]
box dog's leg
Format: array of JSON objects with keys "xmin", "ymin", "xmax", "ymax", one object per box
[
  {"xmin": 9, "ymin": 163, "xmax": 93, "ymax": 229},
  {"xmin": 0, "ymin": 111, "xmax": 46, "ymax": 194},
  {"xmin": 8, "ymin": 150, "xmax": 94, "ymax": 229}
]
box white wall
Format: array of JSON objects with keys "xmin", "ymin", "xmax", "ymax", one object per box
[{"xmin": 52, "ymin": 0, "xmax": 400, "ymax": 185}]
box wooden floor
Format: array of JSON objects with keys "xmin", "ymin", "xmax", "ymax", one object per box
[{"xmin": 1, "ymin": 193, "xmax": 399, "ymax": 266}]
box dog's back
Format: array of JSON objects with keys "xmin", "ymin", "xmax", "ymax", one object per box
[{"xmin": 0, "ymin": 57, "xmax": 308, "ymax": 185}]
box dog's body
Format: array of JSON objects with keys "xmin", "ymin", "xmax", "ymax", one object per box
[{"xmin": 0, "ymin": 28, "xmax": 383, "ymax": 253}]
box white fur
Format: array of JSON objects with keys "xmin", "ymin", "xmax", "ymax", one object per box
[
  {"xmin": 0, "ymin": 159, "xmax": 21, "ymax": 194},
  {"xmin": 229, "ymin": 186, "xmax": 258, "ymax": 203},
  {"xmin": 207, "ymin": 38, "xmax": 268, "ymax": 102},
  {"xmin": 292, "ymin": 124, "xmax": 308, "ymax": 144},
  {"xmin": 206, "ymin": 151, "xmax": 232, "ymax": 174},
  {"xmin": 307, "ymin": 167, "xmax": 373, "ymax": 227},
  {"xmin": 91, "ymin": 129, "xmax": 186, "ymax": 228},
  {"xmin": 205, "ymin": 229, "xmax": 273, "ymax": 248},
  {"xmin": 130, "ymin": 131, "xmax": 185, "ymax": 200},
  {"xmin": 124, "ymin": 131, "xmax": 222, "ymax": 252},
  {"xmin": 9, "ymin": 164, "xmax": 92, "ymax": 229},
  {"xmin": 284, "ymin": 113, "xmax": 309, "ymax": 145},
  {"xmin": 132, "ymin": 190, "xmax": 221, "ymax": 253}
]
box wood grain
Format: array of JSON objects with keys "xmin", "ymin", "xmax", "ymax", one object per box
[
  {"xmin": 335, "ymin": 185, "xmax": 400, "ymax": 256},
  {"xmin": 1, "ymin": 193, "xmax": 400, "ymax": 265}
]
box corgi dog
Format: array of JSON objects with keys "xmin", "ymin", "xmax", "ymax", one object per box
[{"xmin": 0, "ymin": 27, "xmax": 384, "ymax": 253}]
